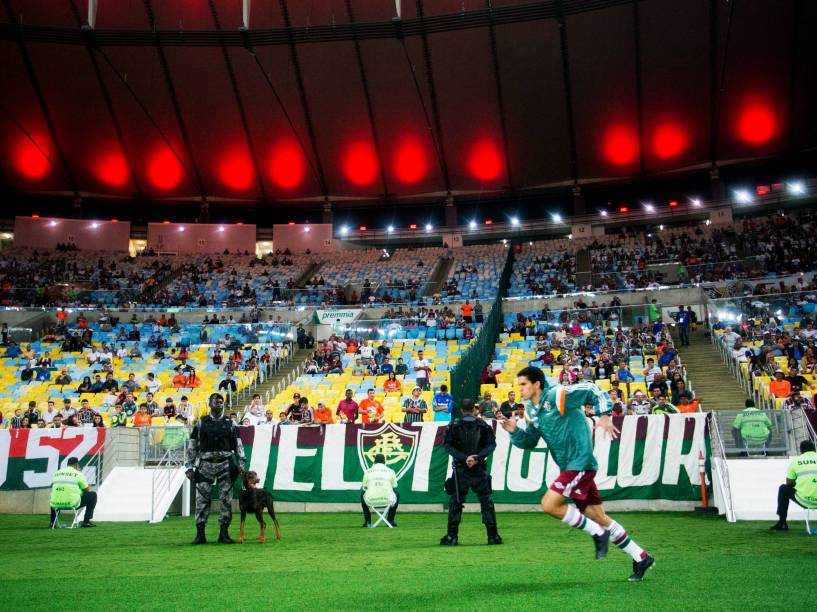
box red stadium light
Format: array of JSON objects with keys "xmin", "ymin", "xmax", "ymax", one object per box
[
  {"xmin": 269, "ymin": 145, "xmax": 305, "ymax": 189},
  {"xmin": 14, "ymin": 136, "xmax": 50, "ymax": 180},
  {"xmin": 111, "ymin": 219, "xmax": 118, "ymax": 223},
  {"xmin": 359, "ymin": 226, "xmax": 367, "ymax": 231},
  {"xmin": 756, "ymin": 185, "xmax": 770, "ymax": 196},
  {"xmin": 668, "ymin": 201, "xmax": 679, "ymax": 208},
  {"xmin": 343, "ymin": 142, "xmax": 378, "ymax": 186},
  {"xmin": 620, "ymin": 206, "xmax": 629, "ymax": 213},
  {"xmin": 95, "ymin": 151, "xmax": 130, "ymax": 187},
  {"xmin": 736, "ymin": 99, "xmax": 777, "ymax": 145},
  {"xmin": 409, "ymin": 224, "xmax": 417, "ymax": 230},
  {"xmin": 288, "ymin": 221, "xmax": 295, "ymax": 225},
  {"xmin": 485, "ymin": 219, "xmax": 493, "ymax": 225},
  {"xmin": 31, "ymin": 214, "xmax": 40, "ymax": 218},
  {"xmin": 467, "ymin": 138, "xmax": 503, "ymax": 181},
  {"xmin": 163, "ymin": 220, "xmax": 170, "ymax": 224},
  {"xmin": 652, "ymin": 122, "xmax": 688, "ymax": 160},
  {"xmin": 147, "ymin": 148, "xmax": 183, "ymax": 190},
  {"xmin": 603, "ymin": 124, "xmax": 639, "ymax": 166},
  {"xmin": 217, "ymin": 150, "xmax": 254, "ymax": 190},
  {"xmin": 393, "ymin": 138, "xmax": 428, "ymax": 184}
]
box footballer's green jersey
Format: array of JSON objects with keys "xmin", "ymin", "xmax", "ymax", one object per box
[
  {"xmin": 787, "ymin": 450, "xmax": 817, "ymax": 508},
  {"xmin": 510, "ymin": 383, "xmax": 612, "ymax": 471}
]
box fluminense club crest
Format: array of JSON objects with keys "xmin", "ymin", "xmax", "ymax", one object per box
[{"xmin": 357, "ymin": 422, "xmax": 419, "ymax": 480}]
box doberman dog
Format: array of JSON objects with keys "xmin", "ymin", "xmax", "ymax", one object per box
[{"xmin": 238, "ymin": 471, "xmax": 281, "ymax": 544}]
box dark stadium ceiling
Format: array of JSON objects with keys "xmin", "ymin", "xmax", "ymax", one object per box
[{"xmin": 0, "ymin": 0, "xmax": 815, "ymax": 212}]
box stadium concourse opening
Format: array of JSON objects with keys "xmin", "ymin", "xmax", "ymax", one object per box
[{"xmin": 2, "ymin": 0, "xmax": 817, "ymax": 609}]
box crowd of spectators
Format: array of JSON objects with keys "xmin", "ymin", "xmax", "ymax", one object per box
[{"xmin": 491, "ymin": 313, "xmax": 696, "ymax": 416}]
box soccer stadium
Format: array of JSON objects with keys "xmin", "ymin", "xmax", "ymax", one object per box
[{"xmin": 1, "ymin": 0, "xmax": 816, "ymax": 610}]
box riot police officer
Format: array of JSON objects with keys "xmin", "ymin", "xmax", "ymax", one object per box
[
  {"xmin": 440, "ymin": 398, "xmax": 502, "ymax": 545},
  {"xmin": 186, "ymin": 392, "xmax": 246, "ymax": 544}
]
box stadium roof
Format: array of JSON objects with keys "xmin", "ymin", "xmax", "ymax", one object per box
[{"xmin": 0, "ymin": 0, "xmax": 815, "ymax": 213}]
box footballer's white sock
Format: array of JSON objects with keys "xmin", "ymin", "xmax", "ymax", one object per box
[
  {"xmin": 607, "ymin": 520, "xmax": 647, "ymax": 561},
  {"xmin": 561, "ymin": 505, "xmax": 604, "ymax": 537}
]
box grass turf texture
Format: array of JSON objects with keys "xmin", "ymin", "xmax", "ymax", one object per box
[{"xmin": 0, "ymin": 512, "xmax": 813, "ymax": 611}]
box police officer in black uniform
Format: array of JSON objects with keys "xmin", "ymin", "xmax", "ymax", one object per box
[
  {"xmin": 440, "ymin": 398, "xmax": 502, "ymax": 545},
  {"xmin": 186, "ymin": 392, "xmax": 246, "ymax": 545}
]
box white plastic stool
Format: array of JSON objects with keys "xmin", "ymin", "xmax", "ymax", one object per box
[
  {"xmin": 806, "ymin": 507, "xmax": 816, "ymax": 536},
  {"xmin": 51, "ymin": 506, "xmax": 83, "ymax": 529}
]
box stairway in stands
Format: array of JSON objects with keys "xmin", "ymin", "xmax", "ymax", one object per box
[
  {"xmin": 682, "ymin": 326, "xmax": 749, "ymax": 411},
  {"xmin": 237, "ymin": 347, "xmax": 311, "ymax": 413},
  {"xmin": 424, "ymin": 256, "xmax": 454, "ymax": 297}
]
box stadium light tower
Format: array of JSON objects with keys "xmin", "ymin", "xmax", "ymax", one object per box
[
  {"xmin": 787, "ymin": 181, "xmax": 805, "ymax": 195},
  {"xmin": 644, "ymin": 203, "xmax": 655, "ymax": 213},
  {"xmin": 510, "ymin": 216, "xmax": 520, "ymax": 226},
  {"xmin": 734, "ymin": 190, "xmax": 753, "ymax": 204},
  {"xmin": 551, "ymin": 213, "xmax": 563, "ymax": 223},
  {"xmin": 469, "ymin": 220, "xmax": 477, "ymax": 229}
]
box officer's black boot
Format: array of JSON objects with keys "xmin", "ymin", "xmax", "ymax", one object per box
[
  {"xmin": 191, "ymin": 523, "xmax": 207, "ymax": 545},
  {"xmin": 486, "ymin": 524, "xmax": 503, "ymax": 545},
  {"xmin": 217, "ymin": 523, "xmax": 235, "ymax": 544},
  {"xmin": 440, "ymin": 525, "xmax": 458, "ymax": 546}
]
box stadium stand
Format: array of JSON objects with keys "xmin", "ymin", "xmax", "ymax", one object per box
[
  {"xmin": 487, "ymin": 310, "xmax": 697, "ymax": 415},
  {"xmin": 441, "ymin": 243, "xmax": 507, "ymax": 301},
  {"xmin": 0, "ymin": 317, "xmax": 293, "ymax": 429}
]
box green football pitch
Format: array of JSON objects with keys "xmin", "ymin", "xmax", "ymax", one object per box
[{"xmin": 0, "ymin": 512, "xmax": 813, "ymax": 611}]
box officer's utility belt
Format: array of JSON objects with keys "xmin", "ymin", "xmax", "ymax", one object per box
[{"xmin": 200, "ymin": 455, "xmax": 231, "ymax": 463}]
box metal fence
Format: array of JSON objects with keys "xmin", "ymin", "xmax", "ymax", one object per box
[{"xmin": 710, "ymin": 409, "xmax": 792, "ymax": 457}]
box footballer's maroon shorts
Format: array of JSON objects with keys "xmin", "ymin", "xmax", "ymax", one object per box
[{"xmin": 549, "ymin": 470, "xmax": 602, "ymax": 511}]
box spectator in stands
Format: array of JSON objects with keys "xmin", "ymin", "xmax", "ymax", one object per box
[
  {"xmin": 143, "ymin": 393, "xmax": 160, "ymax": 416},
  {"xmin": 379, "ymin": 358, "xmax": 394, "ymax": 375},
  {"xmin": 384, "ymin": 372, "xmax": 402, "ymax": 393},
  {"xmin": 77, "ymin": 400, "xmax": 96, "ymax": 426},
  {"xmin": 658, "ymin": 345, "xmax": 677, "ymax": 368},
  {"xmin": 109, "ymin": 404, "xmax": 127, "ymax": 427},
  {"xmin": 24, "ymin": 401, "xmax": 40, "ymax": 425},
  {"xmin": 394, "ymin": 358, "xmax": 408, "ymax": 376},
  {"xmin": 770, "ymin": 370, "xmax": 792, "ymax": 399},
  {"xmin": 122, "ymin": 373, "xmax": 140, "ymax": 393},
  {"xmin": 731, "ymin": 399, "xmax": 772, "ymax": 452},
  {"xmin": 360, "ymin": 389, "xmax": 385, "ymax": 425},
  {"xmin": 133, "ymin": 404, "xmax": 152, "ymax": 427},
  {"xmin": 652, "ymin": 396, "xmax": 679, "ymax": 415},
  {"xmin": 163, "ymin": 398, "xmax": 177, "ymax": 418},
  {"xmin": 60, "ymin": 399, "xmax": 76, "ymax": 419},
  {"xmin": 312, "ymin": 401, "xmax": 334, "ymax": 424},
  {"xmin": 54, "ymin": 369, "xmax": 71, "ymax": 386},
  {"xmin": 144, "ymin": 373, "xmax": 162, "ymax": 395},
  {"xmin": 432, "ymin": 384, "xmax": 454, "ymax": 422},
  {"xmin": 785, "ymin": 365, "xmax": 810, "ymax": 394},
  {"xmin": 675, "ymin": 306, "xmax": 691, "ymax": 347},
  {"xmin": 286, "ymin": 397, "xmax": 311, "ymax": 423},
  {"xmin": 92, "ymin": 413, "xmax": 105, "ymax": 428},
  {"xmin": 782, "ymin": 389, "xmax": 814, "ymax": 411},
  {"xmin": 336, "ymin": 389, "xmax": 360, "ymax": 423},
  {"xmin": 42, "ymin": 400, "xmax": 58, "ymax": 425},
  {"xmin": 478, "ymin": 391, "xmax": 499, "ymax": 418},
  {"xmin": 644, "ymin": 358, "xmax": 661, "ymax": 385},
  {"xmin": 401, "ymin": 387, "xmax": 427, "ymax": 424},
  {"xmin": 629, "ymin": 390, "xmax": 652, "ymax": 415},
  {"xmin": 498, "ymin": 391, "xmax": 523, "ymax": 419},
  {"xmin": 218, "ymin": 373, "xmax": 237, "ymax": 395},
  {"xmin": 771, "ymin": 440, "xmax": 817, "ymax": 531},
  {"xmin": 49, "ymin": 414, "xmax": 64, "ymax": 429},
  {"xmin": 671, "ymin": 381, "xmax": 695, "ymax": 405},
  {"xmin": 10, "ymin": 409, "xmax": 23, "ymax": 428},
  {"xmin": 413, "ymin": 350, "xmax": 431, "ymax": 391},
  {"xmin": 482, "ymin": 364, "xmax": 500, "ymax": 387},
  {"xmin": 102, "ymin": 373, "xmax": 119, "ymax": 393},
  {"xmin": 121, "ymin": 392, "xmax": 138, "ymax": 417}
]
